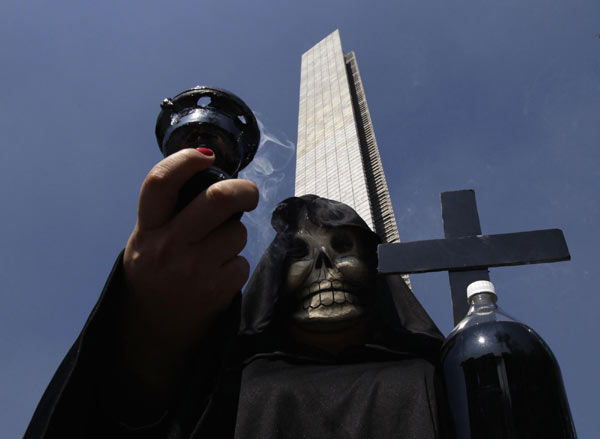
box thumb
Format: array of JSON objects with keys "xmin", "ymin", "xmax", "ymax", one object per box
[{"xmin": 137, "ymin": 148, "xmax": 215, "ymax": 230}]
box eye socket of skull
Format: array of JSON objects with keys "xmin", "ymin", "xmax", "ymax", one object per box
[{"xmin": 282, "ymin": 218, "xmax": 377, "ymax": 331}]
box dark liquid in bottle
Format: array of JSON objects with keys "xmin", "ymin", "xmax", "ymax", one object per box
[{"xmin": 441, "ymin": 321, "xmax": 576, "ymax": 439}]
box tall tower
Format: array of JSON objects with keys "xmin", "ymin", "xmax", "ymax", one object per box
[{"xmin": 295, "ymin": 29, "xmax": 399, "ymax": 244}]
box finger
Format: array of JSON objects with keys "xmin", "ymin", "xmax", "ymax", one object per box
[
  {"xmin": 212, "ymin": 255, "xmax": 251, "ymax": 304},
  {"xmin": 189, "ymin": 220, "xmax": 248, "ymax": 265},
  {"xmin": 172, "ymin": 179, "xmax": 259, "ymax": 241},
  {"xmin": 137, "ymin": 148, "xmax": 215, "ymax": 230},
  {"xmin": 219, "ymin": 255, "xmax": 251, "ymax": 290},
  {"xmin": 184, "ymin": 255, "xmax": 250, "ymax": 315}
]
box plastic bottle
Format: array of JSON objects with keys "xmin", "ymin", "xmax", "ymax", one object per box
[{"xmin": 440, "ymin": 280, "xmax": 576, "ymax": 438}]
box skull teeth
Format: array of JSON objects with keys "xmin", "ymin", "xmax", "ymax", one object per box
[
  {"xmin": 307, "ymin": 279, "xmax": 344, "ymax": 295},
  {"xmin": 302, "ymin": 290, "xmax": 354, "ymax": 310}
]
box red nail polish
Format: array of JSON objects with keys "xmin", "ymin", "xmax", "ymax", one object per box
[{"xmin": 196, "ymin": 147, "xmax": 214, "ymax": 157}]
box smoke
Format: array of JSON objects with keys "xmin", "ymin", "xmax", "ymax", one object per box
[{"xmin": 240, "ymin": 113, "xmax": 296, "ymax": 264}]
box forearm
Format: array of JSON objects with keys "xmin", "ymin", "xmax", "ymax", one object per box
[
  {"xmin": 26, "ymin": 253, "xmax": 173, "ymax": 438},
  {"xmin": 26, "ymin": 251, "xmax": 241, "ymax": 438}
]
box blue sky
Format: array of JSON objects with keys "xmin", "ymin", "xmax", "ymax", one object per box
[{"xmin": 1, "ymin": 1, "xmax": 599, "ymax": 437}]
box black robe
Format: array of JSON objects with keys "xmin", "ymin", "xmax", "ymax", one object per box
[{"xmin": 26, "ymin": 195, "xmax": 451, "ymax": 438}]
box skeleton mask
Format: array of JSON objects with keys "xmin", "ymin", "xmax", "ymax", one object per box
[{"xmin": 282, "ymin": 217, "xmax": 377, "ymax": 332}]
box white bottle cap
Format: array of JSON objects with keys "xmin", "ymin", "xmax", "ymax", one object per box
[{"xmin": 467, "ymin": 280, "xmax": 496, "ymax": 299}]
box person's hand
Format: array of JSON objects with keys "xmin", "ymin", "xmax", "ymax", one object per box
[{"xmin": 121, "ymin": 148, "xmax": 258, "ymax": 387}]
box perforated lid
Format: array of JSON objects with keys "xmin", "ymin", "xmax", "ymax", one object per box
[{"xmin": 467, "ymin": 280, "xmax": 496, "ymax": 299}]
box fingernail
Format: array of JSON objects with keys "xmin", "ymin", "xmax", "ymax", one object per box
[{"xmin": 196, "ymin": 147, "xmax": 214, "ymax": 157}]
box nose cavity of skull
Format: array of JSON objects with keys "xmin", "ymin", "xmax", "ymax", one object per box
[{"xmin": 315, "ymin": 247, "xmax": 333, "ymax": 270}]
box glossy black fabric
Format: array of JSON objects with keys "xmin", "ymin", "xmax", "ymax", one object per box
[
  {"xmin": 26, "ymin": 195, "xmax": 449, "ymax": 438},
  {"xmin": 236, "ymin": 351, "xmax": 443, "ymax": 439}
]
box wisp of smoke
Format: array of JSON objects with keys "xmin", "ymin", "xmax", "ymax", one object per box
[{"xmin": 240, "ymin": 113, "xmax": 296, "ymax": 264}]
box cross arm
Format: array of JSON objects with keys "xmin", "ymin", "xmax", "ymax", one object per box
[{"xmin": 377, "ymin": 229, "xmax": 570, "ymax": 274}]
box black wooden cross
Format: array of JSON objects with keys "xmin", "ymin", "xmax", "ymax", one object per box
[{"xmin": 377, "ymin": 189, "xmax": 571, "ymax": 325}]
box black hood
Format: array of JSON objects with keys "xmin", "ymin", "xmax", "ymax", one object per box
[{"xmin": 239, "ymin": 195, "xmax": 443, "ymax": 359}]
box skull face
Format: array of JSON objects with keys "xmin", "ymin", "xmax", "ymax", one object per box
[{"xmin": 282, "ymin": 218, "xmax": 377, "ymax": 332}]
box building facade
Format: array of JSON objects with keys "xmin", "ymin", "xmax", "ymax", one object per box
[{"xmin": 295, "ymin": 30, "xmax": 400, "ymax": 245}]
